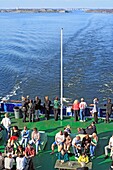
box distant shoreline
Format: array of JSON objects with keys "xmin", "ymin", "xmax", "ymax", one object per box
[
  {"xmin": 0, "ymin": 8, "xmax": 113, "ymax": 14},
  {"xmin": 0, "ymin": 8, "xmax": 70, "ymax": 13},
  {"xmin": 86, "ymin": 9, "xmax": 113, "ymax": 14}
]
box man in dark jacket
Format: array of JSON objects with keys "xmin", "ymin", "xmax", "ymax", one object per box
[{"xmin": 104, "ymin": 99, "xmax": 113, "ymax": 123}]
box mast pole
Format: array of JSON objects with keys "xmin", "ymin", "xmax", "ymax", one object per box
[{"xmin": 60, "ymin": 28, "xmax": 63, "ymax": 120}]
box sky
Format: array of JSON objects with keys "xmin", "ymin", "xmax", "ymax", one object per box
[{"xmin": 0, "ymin": 0, "xmax": 113, "ymax": 9}]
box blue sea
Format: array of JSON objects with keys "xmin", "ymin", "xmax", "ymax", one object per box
[{"xmin": 0, "ymin": 11, "xmax": 113, "ymax": 105}]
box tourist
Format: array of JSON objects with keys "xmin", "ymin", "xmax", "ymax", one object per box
[
  {"xmin": 63, "ymin": 131, "xmax": 72, "ymax": 152},
  {"xmin": 78, "ymin": 152, "xmax": 89, "ymax": 168},
  {"xmin": 57, "ymin": 149, "xmax": 69, "ymax": 163},
  {"xmin": 105, "ymin": 134, "xmax": 113, "ymax": 159},
  {"xmin": 21, "ymin": 97, "xmax": 28, "ymax": 123},
  {"xmin": 53, "ymin": 96, "xmax": 60, "ymax": 121},
  {"xmin": 4, "ymin": 153, "xmax": 15, "ymax": 170},
  {"xmin": 1, "ymin": 113, "xmax": 11, "ymax": 140},
  {"xmin": 43, "ymin": 96, "xmax": 51, "ymax": 120},
  {"xmin": 72, "ymin": 99, "xmax": 80, "ymax": 122},
  {"xmin": 34, "ymin": 96, "xmax": 41, "ymax": 121},
  {"xmin": 79, "ymin": 98, "xmax": 87, "ymax": 122},
  {"xmin": 64, "ymin": 125, "xmax": 71, "ymax": 134},
  {"xmin": 81, "ymin": 134, "xmax": 91, "ymax": 155},
  {"xmin": 0, "ymin": 152, "xmax": 4, "ymax": 170},
  {"xmin": 26, "ymin": 95, "xmax": 30, "ymax": 105},
  {"xmin": 20, "ymin": 126, "xmax": 30, "ymax": 148},
  {"xmin": 85, "ymin": 125, "xmax": 95, "ymax": 135},
  {"xmin": 90, "ymin": 133, "xmax": 98, "ymax": 158},
  {"xmin": 9, "ymin": 126, "xmax": 20, "ymax": 145},
  {"xmin": 29, "ymin": 128, "xmax": 40, "ymax": 154},
  {"xmin": 15, "ymin": 145, "xmax": 25, "ymax": 157},
  {"xmin": 50, "ymin": 130, "xmax": 65, "ymax": 154},
  {"xmin": 16, "ymin": 154, "xmax": 25, "ymax": 170},
  {"xmin": 25, "ymin": 143, "xmax": 36, "ymax": 158},
  {"xmin": 90, "ymin": 121, "xmax": 97, "ymax": 134},
  {"xmin": 72, "ymin": 135, "xmax": 82, "ymax": 159},
  {"xmin": 104, "ymin": 99, "xmax": 113, "ymax": 123},
  {"xmin": 90, "ymin": 98, "xmax": 99, "ymax": 124},
  {"xmin": 25, "ymin": 143, "xmax": 36, "ymax": 170},
  {"xmin": 77, "ymin": 128, "xmax": 86, "ymax": 135},
  {"xmin": 28, "ymin": 99, "xmax": 34, "ymax": 122},
  {"xmin": 4, "ymin": 141, "xmax": 14, "ymax": 157}
]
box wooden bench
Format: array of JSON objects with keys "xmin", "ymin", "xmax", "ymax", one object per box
[{"xmin": 54, "ymin": 160, "xmax": 92, "ymax": 170}]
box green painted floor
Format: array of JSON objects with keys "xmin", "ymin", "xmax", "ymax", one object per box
[{"xmin": 0, "ymin": 114, "xmax": 112, "ymax": 170}]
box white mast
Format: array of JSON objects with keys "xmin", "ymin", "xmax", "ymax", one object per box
[{"xmin": 60, "ymin": 28, "xmax": 63, "ymax": 120}]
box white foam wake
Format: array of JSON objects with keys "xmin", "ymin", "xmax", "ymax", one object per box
[{"xmin": 1, "ymin": 81, "xmax": 22, "ymax": 101}]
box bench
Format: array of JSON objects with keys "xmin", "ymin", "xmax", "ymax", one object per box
[{"xmin": 54, "ymin": 160, "xmax": 92, "ymax": 170}]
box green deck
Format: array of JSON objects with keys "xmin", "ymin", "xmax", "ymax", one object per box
[{"xmin": 0, "ymin": 114, "xmax": 112, "ymax": 170}]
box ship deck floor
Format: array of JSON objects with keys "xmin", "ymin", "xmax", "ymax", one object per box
[{"xmin": 0, "ymin": 114, "xmax": 112, "ymax": 170}]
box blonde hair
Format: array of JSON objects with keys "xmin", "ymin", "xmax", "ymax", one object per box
[
  {"xmin": 92, "ymin": 133, "xmax": 97, "ymax": 138},
  {"xmin": 5, "ymin": 113, "xmax": 8, "ymax": 117},
  {"xmin": 74, "ymin": 100, "xmax": 79, "ymax": 104},
  {"xmin": 66, "ymin": 125, "xmax": 71, "ymax": 129}
]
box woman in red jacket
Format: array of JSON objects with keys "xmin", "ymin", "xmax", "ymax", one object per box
[{"xmin": 72, "ymin": 100, "xmax": 80, "ymax": 122}]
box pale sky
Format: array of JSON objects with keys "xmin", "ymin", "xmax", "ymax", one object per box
[{"xmin": 0, "ymin": 0, "xmax": 113, "ymax": 9}]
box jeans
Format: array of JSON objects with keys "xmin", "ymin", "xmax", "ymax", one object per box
[
  {"xmin": 35, "ymin": 110, "xmax": 40, "ymax": 119},
  {"xmin": 72, "ymin": 146, "xmax": 81, "ymax": 157},
  {"xmin": 90, "ymin": 144, "xmax": 96, "ymax": 156},
  {"xmin": 6, "ymin": 127, "xmax": 10, "ymax": 140},
  {"xmin": 80, "ymin": 109, "xmax": 85, "ymax": 121},
  {"xmin": 21, "ymin": 137, "xmax": 29, "ymax": 148}
]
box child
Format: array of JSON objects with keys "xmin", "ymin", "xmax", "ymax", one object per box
[{"xmin": 78, "ymin": 152, "xmax": 89, "ymax": 168}]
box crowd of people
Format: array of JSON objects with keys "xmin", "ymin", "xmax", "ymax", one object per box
[
  {"xmin": 20, "ymin": 95, "xmax": 60, "ymax": 122},
  {"xmin": 0, "ymin": 113, "xmax": 42, "ymax": 170},
  {"xmin": 0, "ymin": 111, "xmax": 99, "ymax": 170},
  {"xmin": 20, "ymin": 95, "xmax": 113, "ymax": 125},
  {"xmin": 50, "ymin": 123, "xmax": 98, "ymax": 170},
  {"xmin": 0, "ymin": 95, "xmax": 113, "ymax": 170}
]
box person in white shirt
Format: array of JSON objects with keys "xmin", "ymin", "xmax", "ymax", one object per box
[
  {"xmin": 105, "ymin": 135, "xmax": 113, "ymax": 159},
  {"xmin": 4, "ymin": 153, "xmax": 14, "ymax": 170},
  {"xmin": 79, "ymin": 98, "xmax": 87, "ymax": 122},
  {"xmin": 50, "ymin": 130, "xmax": 65, "ymax": 154},
  {"xmin": 72, "ymin": 136, "xmax": 82, "ymax": 159},
  {"xmin": 29, "ymin": 128, "xmax": 40, "ymax": 154},
  {"xmin": 16, "ymin": 154, "xmax": 28, "ymax": 170},
  {"xmin": 1, "ymin": 113, "xmax": 11, "ymax": 140}
]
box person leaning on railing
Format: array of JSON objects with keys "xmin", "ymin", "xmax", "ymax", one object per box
[
  {"xmin": 53, "ymin": 96, "xmax": 60, "ymax": 121},
  {"xmin": 72, "ymin": 99, "xmax": 80, "ymax": 122},
  {"xmin": 104, "ymin": 98, "xmax": 113, "ymax": 123},
  {"xmin": 90, "ymin": 98, "xmax": 99, "ymax": 124}
]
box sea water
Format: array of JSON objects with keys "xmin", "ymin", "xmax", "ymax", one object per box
[{"xmin": 0, "ymin": 11, "xmax": 113, "ymax": 105}]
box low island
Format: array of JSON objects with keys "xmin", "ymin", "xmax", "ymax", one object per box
[{"xmin": 0, "ymin": 8, "xmax": 69, "ymax": 13}]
